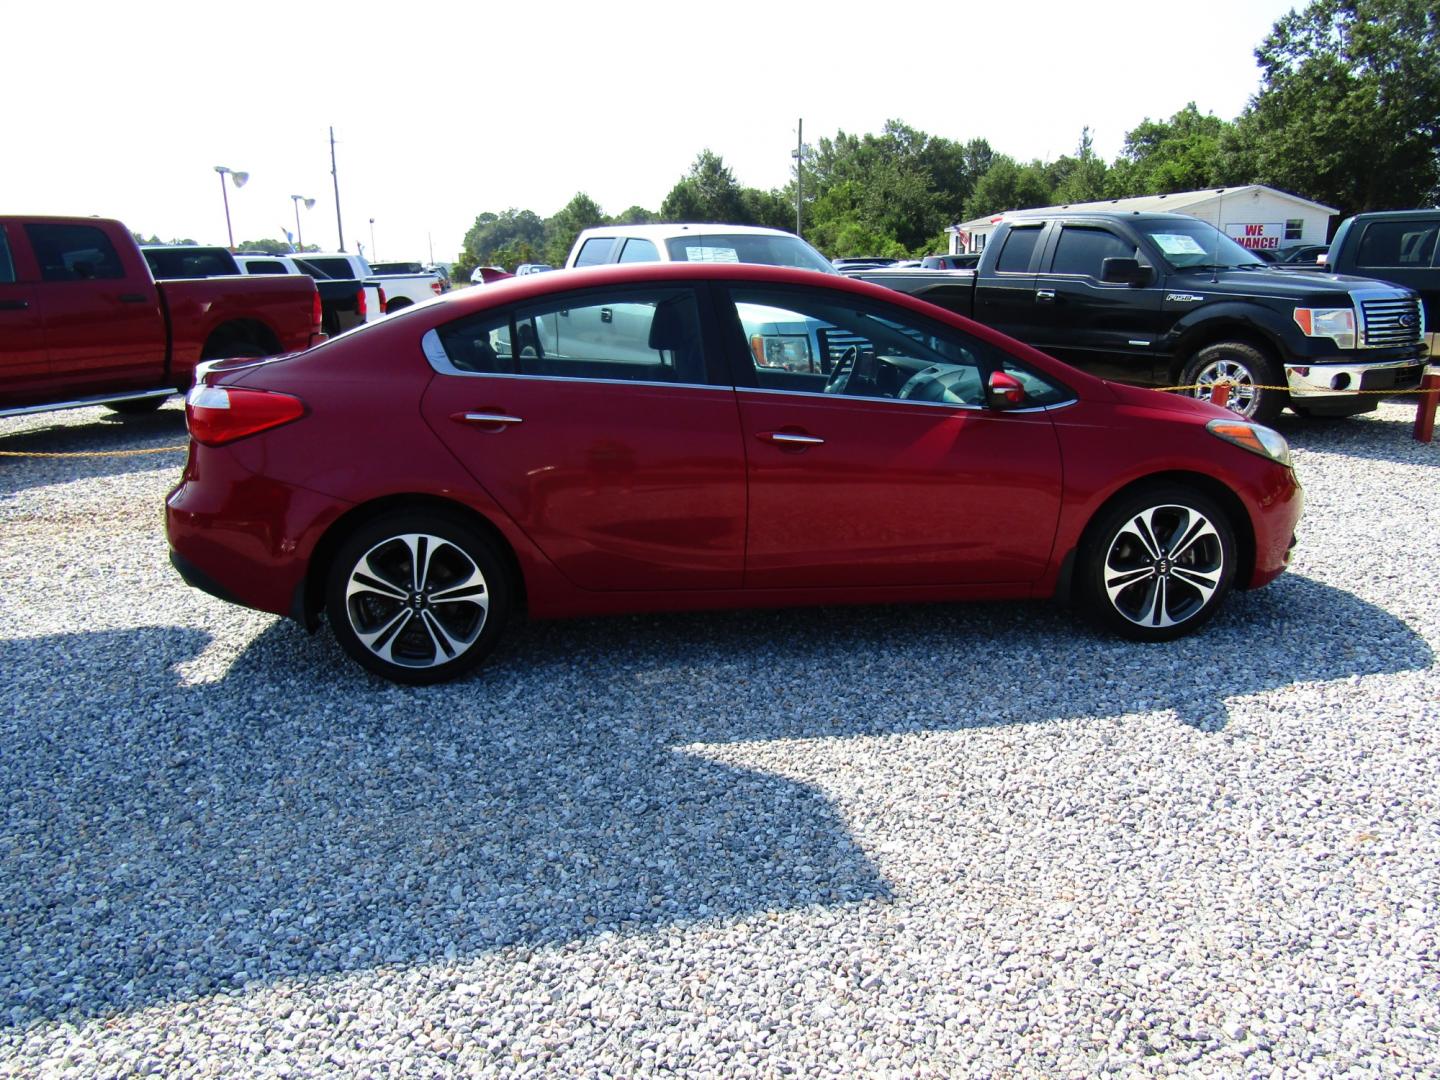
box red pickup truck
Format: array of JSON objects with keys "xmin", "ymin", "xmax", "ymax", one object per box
[{"xmin": 0, "ymin": 216, "xmax": 322, "ymax": 417}]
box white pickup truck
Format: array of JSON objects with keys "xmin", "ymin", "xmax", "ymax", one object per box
[
  {"xmin": 233, "ymin": 253, "xmax": 384, "ymax": 333},
  {"xmin": 300, "ymin": 253, "xmax": 444, "ymax": 314},
  {"xmin": 565, "ymin": 223, "xmax": 835, "ymax": 273}
]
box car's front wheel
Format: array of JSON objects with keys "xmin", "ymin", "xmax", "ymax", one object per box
[
  {"xmin": 1180, "ymin": 341, "xmax": 1285, "ymax": 424},
  {"xmin": 325, "ymin": 512, "xmax": 512, "ymax": 684},
  {"xmin": 1081, "ymin": 486, "xmax": 1237, "ymax": 642}
]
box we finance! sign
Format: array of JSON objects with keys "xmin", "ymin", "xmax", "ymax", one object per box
[{"xmin": 1225, "ymin": 222, "xmax": 1285, "ymax": 250}]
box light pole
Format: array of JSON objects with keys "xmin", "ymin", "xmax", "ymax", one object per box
[
  {"xmin": 213, "ymin": 165, "xmax": 249, "ymax": 251},
  {"xmin": 290, "ymin": 195, "xmax": 316, "ymax": 253},
  {"xmin": 369, "ymin": 218, "xmax": 376, "ymax": 261}
]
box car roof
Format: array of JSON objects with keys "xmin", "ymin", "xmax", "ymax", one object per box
[{"xmin": 573, "ymin": 223, "xmax": 800, "ymax": 243}]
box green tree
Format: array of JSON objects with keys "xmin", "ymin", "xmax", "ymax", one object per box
[
  {"xmin": 236, "ymin": 238, "xmax": 297, "ymax": 255},
  {"xmin": 660, "ymin": 150, "xmax": 749, "ymax": 222},
  {"xmin": 1107, "ymin": 104, "xmax": 1246, "ymax": 197},
  {"xmin": 611, "ymin": 205, "xmax": 658, "ymax": 225},
  {"xmin": 1238, "ymin": 0, "xmax": 1440, "ymax": 215},
  {"xmin": 964, "ymin": 156, "xmax": 1055, "ymax": 218},
  {"xmin": 543, "ymin": 193, "xmax": 607, "ymax": 266},
  {"xmin": 455, "ymin": 209, "xmax": 546, "ymax": 280},
  {"xmin": 1048, "ymin": 127, "xmax": 1110, "ymax": 204}
]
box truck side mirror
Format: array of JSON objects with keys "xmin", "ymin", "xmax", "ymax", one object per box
[{"xmin": 1101, "ymin": 257, "xmax": 1149, "ymax": 285}]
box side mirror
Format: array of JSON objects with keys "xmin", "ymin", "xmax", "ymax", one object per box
[
  {"xmin": 988, "ymin": 370, "xmax": 1026, "ymax": 408},
  {"xmin": 1101, "ymin": 257, "xmax": 1149, "ymax": 285}
]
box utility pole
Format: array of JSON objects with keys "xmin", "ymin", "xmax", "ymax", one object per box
[
  {"xmin": 793, "ymin": 118, "xmax": 803, "ymax": 238},
  {"xmin": 330, "ymin": 126, "xmax": 346, "ymax": 252}
]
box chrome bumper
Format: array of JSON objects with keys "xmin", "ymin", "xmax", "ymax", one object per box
[{"xmin": 1284, "ymin": 357, "xmax": 1428, "ymax": 398}]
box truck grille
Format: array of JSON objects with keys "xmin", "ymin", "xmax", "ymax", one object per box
[{"xmin": 1360, "ymin": 297, "xmax": 1423, "ymax": 348}]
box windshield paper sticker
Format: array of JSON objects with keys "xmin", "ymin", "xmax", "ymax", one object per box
[
  {"xmin": 1152, "ymin": 234, "xmax": 1207, "ymax": 255},
  {"xmin": 682, "ymin": 246, "xmax": 741, "ymax": 263}
]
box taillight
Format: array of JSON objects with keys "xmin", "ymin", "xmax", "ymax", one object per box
[
  {"xmin": 431, "ymin": 279, "xmax": 442, "ymax": 295},
  {"xmin": 311, "ymin": 290, "xmax": 323, "ymax": 334},
  {"xmin": 378, "ymin": 287, "xmax": 387, "ymax": 314},
  {"xmin": 357, "ymin": 287, "xmax": 367, "ymax": 318},
  {"xmin": 186, "ymin": 385, "xmax": 305, "ymax": 446}
]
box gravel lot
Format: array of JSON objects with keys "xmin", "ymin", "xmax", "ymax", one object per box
[{"xmin": 1, "ymin": 400, "xmax": 1437, "ymax": 1077}]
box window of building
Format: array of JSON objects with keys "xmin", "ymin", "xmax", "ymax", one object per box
[{"xmin": 1285, "ymin": 219, "xmax": 1303, "ymax": 241}]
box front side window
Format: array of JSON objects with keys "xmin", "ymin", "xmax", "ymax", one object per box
[
  {"xmin": 725, "ymin": 287, "xmax": 1069, "ymax": 408},
  {"xmin": 24, "ymin": 224, "xmax": 125, "ymax": 282},
  {"xmin": 1049, "ymin": 227, "xmax": 1138, "ymax": 278},
  {"xmin": 617, "ymin": 238, "xmax": 659, "ymax": 263},
  {"xmin": 0, "ymin": 227, "xmax": 14, "ymax": 283},
  {"xmin": 1356, "ymin": 220, "xmax": 1438, "ymax": 268},
  {"xmin": 431, "ymin": 287, "xmax": 710, "ymax": 385}
]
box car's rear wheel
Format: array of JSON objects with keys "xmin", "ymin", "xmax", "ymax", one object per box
[
  {"xmin": 325, "ymin": 512, "xmax": 512, "ymax": 684},
  {"xmin": 105, "ymin": 395, "xmax": 169, "ymax": 415},
  {"xmin": 1179, "ymin": 341, "xmax": 1285, "ymax": 424},
  {"xmin": 1081, "ymin": 486, "xmax": 1237, "ymax": 642}
]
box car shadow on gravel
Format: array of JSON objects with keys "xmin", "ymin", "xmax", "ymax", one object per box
[
  {"xmin": 0, "ymin": 572, "xmax": 1428, "ymax": 1028},
  {"xmin": 1272, "ymin": 406, "xmax": 1440, "ymax": 466},
  {"xmin": 0, "ymin": 406, "xmax": 189, "ymax": 497}
]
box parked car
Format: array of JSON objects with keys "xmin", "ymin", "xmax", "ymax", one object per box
[
  {"xmin": 515, "ymin": 263, "xmax": 554, "ymax": 276},
  {"xmin": 1322, "ymin": 210, "xmax": 1436, "ymax": 360},
  {"xmin": 469, "ymin": 266, "xmax": 511, "ymax": 285},
  {"xmin": 168, "ymin": 262, "xmax": 1302, "ymax": 684},
  {"xmin": 424, "ymin": 264, "xmax": 452, "ymax": 292},
  {"xmin": 1275, "ymin": 244, "xmax": 1330, "ymax": 266},
  {"xmin": 832, "ymin": 257, "xmax": 897, "ymax": 271},
  {"xmin": 303, "ymin": 253, "xmax": 442, "ymax": 313},
  {"xmin": 566, "ymin": 223, "xmax": 836, "ymax": 273},
  {"xmin": 230, "ymin": 252, "xmax": 384, "ymax": 336},
  {"xmin": 842, "ymin": 211, "xmax": 1428, "ymax": 422},
  {"xmin": 921, "ymin": 253, "xmax": 980, "ymax": 270},
  {"xmin": 1, "ymin": 217, "xmax": 320, "ymax": 417}
]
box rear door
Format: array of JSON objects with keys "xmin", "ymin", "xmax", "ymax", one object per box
[
  {"xmin": 0, "ymin": 222, "xmax": 48, "ymax": 407},
  {"xmin": 717, "ymin": 283, "xmax": 1067, "ymax": 589},
  {"xmin": 419, "ymin": 283, "xmax": 747, "ymax": 590},
  {"xmin": 24, "ymin": 221, "xmax": 166, "ymax": 396},
  {"xmin": 972, "ymin": 222, "xmax": 1046, "ymax": 341}
]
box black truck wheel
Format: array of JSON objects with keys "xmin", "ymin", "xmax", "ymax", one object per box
[{"xmin": 1180, "ymin": 341, "xmax": 1286, "ymax": 424}]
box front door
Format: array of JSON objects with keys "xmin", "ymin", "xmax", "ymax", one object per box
[
  {"xmin": 420, "ymin": 284, "xmax": 747, "ymax": 591},
  {"xmin": 719, "ymin": 285, "xmax": 1067, "ymax": 589},
  {"xmin": 0, "ymin": 224, "xmax": 47, "ymax": 408}
]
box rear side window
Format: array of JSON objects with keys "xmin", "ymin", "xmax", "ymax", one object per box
[
  {"xmin": 430, "ymin": 287, "xmax": 712, "ymax": 386},
  {"xmin": 0, "ymin": 228, "xmax": 14, "ymax": 283},
  {"xmin": 1049, "ymin": 227, "xmax": 1136, "ymax": 277},
  {"xmin": 25, "ymin": 224, "xmax": 125, "ymax": 282},
  {"xmin": 573, "ymin": 237, "xmax": 615, "ymax": 267},
  {"xmin": 243, "ymin": 260, "xmax": 289, "ymax": 275},
  {"xmin": 142, "ymin": 248, "xmax": 237, "ymax": 278},
  {"xmin": 995, "ymin": 227, "xmax": 1042, "ymax": 273},
  {"xmin": 1356, "ymin": 221, "xmax": 1438, "ymax": 268}
]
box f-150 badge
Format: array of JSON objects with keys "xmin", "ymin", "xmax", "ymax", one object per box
[{"xmin": 1165, "ymin": 293, "xmax": 1205, "ymax": 303}]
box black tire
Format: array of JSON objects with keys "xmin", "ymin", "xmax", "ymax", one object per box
[
  {"xmin": 386, "ymin": 298, "xmax": 412, "ymax": 315},
  {"xmin": 1080, "ymin": 485, "xmax": 1237, "ymax": 642},
  {"xmin": 202, "ymin": 340, "xmax": 268, "ymax": 361},
  {"xmin": 105, "ymin": 395, "xmax": 168, "ymax": 416},
  {"xmin": 1179, "ymin": 341, "xmax": 1285, "ymax": 424},
  {"xmin": 325, "ymin": 512, "xmax": 513, "ymax": 684}
]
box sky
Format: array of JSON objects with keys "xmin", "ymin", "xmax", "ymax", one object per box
[{"xmin": 5, "ymin": 0, "xmax": 1303, "ymax": 263}]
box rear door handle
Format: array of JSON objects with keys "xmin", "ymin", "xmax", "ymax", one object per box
[
  {"xmin": 600, "ymin": 307, "xmax": 613, "ymax": 323},
  {"xmin": 761, "ymin": 430, "xmax": 825, "ymax": 447},
  {"xmin": 1035, "ymin": 289, "xmax": 1056, "ymax": 304},
  {"xmin": 119, "ymin": 293, "xmax": 150, "ymax": 304},
  {"xmin": 453, "ymin": 411, "xmax": 523, "ymax": 428},
  {"xmin": 0, "ymin": 299, "xmax": 29, "ymax": 311}
]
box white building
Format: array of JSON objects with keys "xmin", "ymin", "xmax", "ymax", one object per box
[{"xmin": 948, "ymin": 185, "xmax": 1337, "ymax": 255}]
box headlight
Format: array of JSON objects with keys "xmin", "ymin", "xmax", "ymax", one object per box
[
  {"xmin": 1293, "ymin": 306, "xmax": 1355, "ymax": 349},
  {"xmin": 1207, "ymin": 419, "xmax": 1292, "ymax": 467},
  {"xmin": 750, "ymin": 333, "xmax": 812, "ymax": 371}
]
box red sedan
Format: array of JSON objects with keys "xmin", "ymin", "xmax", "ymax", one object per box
[{"xmin": 167, "ymin": 263, "xmax": 1302, "ymax": 683}]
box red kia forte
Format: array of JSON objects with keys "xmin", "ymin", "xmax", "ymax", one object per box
[{"xmin": 167, "ymin": 263, "xmax": 1302, "ymax": 683}]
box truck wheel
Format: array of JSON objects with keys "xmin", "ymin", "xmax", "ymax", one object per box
[
  {"xmin": 325, "ymin": 511, "xmax": 513, "ymax": 684},
  {"xmin": 1080, "ymin": 484, "xmax": 1237, "ymax": 642},
  {"xmin": 1180, "ymin": 342, "xmax": 1285, "ymax": 424},
  {"xmin": 105, "ymin": 395, "xmax": 169, "ymax": 416}
]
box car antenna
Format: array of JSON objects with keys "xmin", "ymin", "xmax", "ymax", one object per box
[{"xmin": 1210, "ymin": 188, "xmax": 1223, "ymax": 284}]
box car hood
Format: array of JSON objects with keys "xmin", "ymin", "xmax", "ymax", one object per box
[
  {"xmin": 1166, "ymin": 266, "xmax": 1411, "ymax": 301},
  {"xmin": 1102, "ymin": 379, "xmax": 1233, "ymax": 420}
]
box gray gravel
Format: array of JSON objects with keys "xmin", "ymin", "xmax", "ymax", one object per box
[{"xmin": 1, "ymin": 400, "xmax": 1437, "ymax": 1077}]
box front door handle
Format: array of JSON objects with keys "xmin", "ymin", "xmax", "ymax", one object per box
[
  {"xmin": 119, "ymin": 293, "xmax": 150, "ymax": 304},
  {"xmin": 761, "ymin": 430, "xmax": 825, "ymax": 447},
  {"xmin": 0, "ymin": 299, "xmax": 29, "ymax": 311},
  {"xmin": 1035, "ymin": 289, "xmax": 1056, "ymax": 304},
  {"xmin": 600, "ymin": 307, "xmax": 613, "ymax": 323},
  {"xmin": 452, "ymin": 411, "xmax": 524, "ymax": 428}
]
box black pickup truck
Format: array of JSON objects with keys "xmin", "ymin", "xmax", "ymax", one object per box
[
  {"xmin": 847, "ymin": 211, "xmax": 1429, "ymax": 422},
  {"xmin": 1323, "ymin": 210, "xmax": 1437, "ymax": 362}
]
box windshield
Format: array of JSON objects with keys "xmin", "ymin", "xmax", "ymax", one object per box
[
  {"xmin": 664, "ymin": 233, "xmax": 837, "ymax": 274},
  {"xmin": 1136, "ymin": 219, "xmax": 1265, "ymax": 269}
]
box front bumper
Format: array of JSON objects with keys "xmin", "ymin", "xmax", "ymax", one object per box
[{"xmin": 1284, "ymin": 357, "xmax": 1427, "ymax": 398}]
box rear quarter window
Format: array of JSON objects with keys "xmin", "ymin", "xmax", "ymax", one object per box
[
  {"xmin": 1356, "ymin": 221, "xmax": 1439, "ymax": 268},
  {"xmin": 573, "ymin": 238, "xmax": 616, "ymax": 267}
]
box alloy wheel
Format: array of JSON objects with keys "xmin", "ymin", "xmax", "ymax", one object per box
[
  {"xmin": 1188, "ymin": 358, "xmax": 1258, "ymax": 417},
  {"xmin": 1103, "ymin": 504, "xmax": 1225, "ymax": 629}
]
